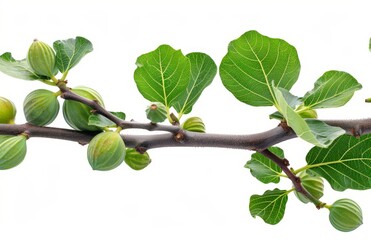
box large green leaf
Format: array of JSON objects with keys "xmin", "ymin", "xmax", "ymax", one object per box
[
  {"xmin": 53, "ymin": 36, "xmax": 93, "ymax": 73},
  {"xmin": 219, "ymin": 30, "xmax": 300, "ymax": 106},
  {"xmin": 245, "ymin": 147, "xmax": 284, "ymax": 184},
  {"xmin": 302, "ymin": 71, "xmax": 362, "ymax": 109},
  {"xmin": 0, "ymin": 52, "xmax": 46, "ymax": 80},
  {"xmin": 305, "ymin": 134, "xmax": 371, "ymax": 191},
  {"xmin": 273, "ymin": 85, "xmax": 345, "ymax": 147},
  {"xmin": 134, "ymin": 45, "xmax": 191, "ymax": 108},
  {"xmin": 173, "ymin": 52, "xmax": 217, "ymax": 116},
  {"xmin": 249, "ymin": 189, "xmax": 289, "ymax": 225}
]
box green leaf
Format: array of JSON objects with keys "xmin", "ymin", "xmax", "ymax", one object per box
[
  {"xmin": 302, "ymin": 71, "xmax": 362, "ymax": 109},
  {"xmin": 219, "ymin": 30, "xmax": 300, "ymax": 106},
  {"xmin": 53, "ymin": 36, "xmax": 93, "ymax": 73},
  {"xmin": 305, "ymin": 134, "xmax": 371, "ymax": 191},
  {"xmin": 0, "ymin": 52, "xmax": 47, "ymax": 80},
  {"xmin": 249, "ymin": 189, "xmax": 289, "ymax": 225},
  {"xmin": 173, "ymin": 52, "xmax": 217, "ymax": 116},
  {"xmin": 273, "ymin": 85, "xmax": 345, "ymax": 147},
  {"xmin": 245, "ymin": 147, "xmax": 284, "ymax": 184},
  {"xmin": 88, "ymin": 112, "xmax": 125, "ymax": 128},
  {"xmin": 134, "ymin": 44, "xmax": 191, "ymax": 108}
]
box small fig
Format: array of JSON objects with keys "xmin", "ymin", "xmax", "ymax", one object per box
[
  {"xmin": 329, "ymin": 198, "xmax": 363, "ymax": 232},
  {"xmin": 87, "ymin": 131, "xmax": 126, "ymax": 171},
  {"xmin": 63, "ymin": 86, "xmax": 104, "ymax": 131},
  {"xmin": 23, "ymin": 89, "xmax": 60, "ymax": 126},
  {"xmin": 145, "ymin": 102, "xmax": 167, "ymax": 123},
  {"xmin": 181, "ymin": 116, "xmax": 205, "ymax": 133},
  {"xmin": 124, "ymin": 148, "xmax": 151, "ymax": 170},
  {"xmin": 294, "ymin": 171, "xmax": 324, "ymax": 204},
  {"xmin": 296, "ymin": 105, "xmax": 317, "ymax": 119},
  {"xmin": 0, "ymin": 96, "xmax": 16, "ymax": 124},
  {"xmin": 27, "ymin": 40, "xmax": 57, "ymax": 77},
  {"xmin": 0, "ymin": 135, "xmax": 27, "ymax": 170}
]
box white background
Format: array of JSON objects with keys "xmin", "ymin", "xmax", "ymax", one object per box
[{"xmin": 0, "ymin": 0, "xmax": 370, "ymax": 239}]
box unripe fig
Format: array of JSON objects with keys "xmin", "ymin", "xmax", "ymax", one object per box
[
  {"xmin": 27, "ymin": 40, "xmax": 57, "ymax": 77},
  {"xmin": 294, "ymin": 171, "xmax": 324, "ymax": 204},
  {"xmin": 63, "ymin": 86, "xmax": 105, "ymax": 131},
  {"xmin": 181, "ymin": 116, "xmax": 206, "ymax": 133},
  {"xmin": 23, "ymin": 89, "xmax": 60, "ymax": 126},
  {"xmin": 0, "ymin": 96, "xmax": 16, "ymax": 124},
  {"xmin": 145, "ymin": 102, "xmax": 167, "ymax": 123},
  {"xmin": 296, "ymin": 105, "xmax": 317, "ymax": 119},
  {"xmin": 329, "ymin": 198, "xmax": 363, "ymax": 232},
  {"xmin": 124, "ymin": 148, "xmax": 151, "ymax": 170},
  {"xmin": 0, "ymin": 135, "xmax": 27, "ymax": 170},
  {"xmin": 87, "ymin": 131, "xmax": 126, "ymax": 171}
]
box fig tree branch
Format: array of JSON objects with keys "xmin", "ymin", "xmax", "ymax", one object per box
[{"xmin": 0, "ymin": 118, "xmax": 370, "ymax": 151}]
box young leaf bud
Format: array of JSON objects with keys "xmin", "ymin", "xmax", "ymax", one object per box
[
  {"xmin": 0, "ymin": 135, "xmax": 27, "ymax": 170},
  {"xmin": 27, "ymin": 40, "xmax": 57, "ymax": 77},
  {"xmin": 329, "ymin": 198, "xmax": 363, "ymax": 232},
  {"xmin": 124, "ymin": 148, "xmax": 151, "ymax": 170},
  {"xmin": 145, "ymin": 102, "xmax": 167, "ymax": 123},
  {"xmin": 294, "ymin": 171, "xmax": 324, "ymax": 204},
  {"xmin": 63, "ymin": 86, "xmax": 105, "ymax": 131},
  {"xmin": 0, "ymin": 96, "xmax": 16, "ymax": 124},
  {"xmin": 23, "ymin": 89, "xmax": 60, "ymax": 126},
  {"xmin": 181, "ymin": 116, "xmax": 206, "ymax": 133},
  {"xmin": 87, "ymin": 131, "xmax": 126, "ymax": 171}
]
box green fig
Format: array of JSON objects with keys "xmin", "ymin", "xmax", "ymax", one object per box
[
  {"xmin": 296, "ymin": 105, "xmax": 317, "ymax": 119},
  {"xmin": 0, "ymin": 135, "xmax": 27, "ymax": 170},
  {"xmin": 329, "ymin": 198, "xmax": 363, "ymax": 232},
  {"xmin": 27, "ymin": 40, "xmax": 57, "ymax": 77},
  {"xmin": 145, "ymin": 102, "xmax": 167, "ymax": 123},
  {"xmin": 294, "ymin": 171, "xmax": 324, "ymax": 204},
  {"xmin": 63, "ymin": 86, "xmax": 104, "ymax": 131},
  {"xmin": 181, "ymin": 116, "xmax": 205, "ymax": 133},
  {"xmin": 23, "ymin": 89, "xmax": 60, "ymax": 126},
  {"xmin": 87, "ymin": 131, "xmax": 126, "ymax": 171},
  {"xmin": 0, "ymin": 96, "xmax": 16, "ymax": 124},
  {"xmin": 124, "ymin": 148, "xmax": 151, "ymax": 170}
]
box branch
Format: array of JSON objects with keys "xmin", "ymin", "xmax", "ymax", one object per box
[{"xmin": 1, "ymin": 118, "xmax": 371, "ymax": 151}]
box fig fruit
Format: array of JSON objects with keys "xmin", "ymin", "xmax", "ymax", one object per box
[
  {"xmin": 294, "ymin": 171, "xmax": 324, "ymax": 204},
  {"xmin": 329, "ymin": 198, "xmax": 363, "ymax": 232},
  {"xmin": 181, "ymin": 116, "xmax": 205, "ymax": 133},
  {"xmin": 23, "ymin": 89, "xmax": 60, "ymax": 126},
  {"xmin": 145, "ymin": 102, "xmax": 167, "ymax": 123},
  {"xmin": 87, "ymin": 131, "xmax": 126, "ymax": 171},
  {"xmin": 27, "ymin": 40, "xmax": 57, "ymax": 77},
  {"xmin": 0, "ymin": 96, "xmax": 16, "ymax": 124},
  {"xmin": 63, "ymin": 86, "xmax": 104, "ymax": 131},
  {"xmin": 124, "ymin": 148, "xmax": 151, "ymax": 170},
  {"xmin": 0, "ymin": 135, "xmax": 27, "ymax": 170}
]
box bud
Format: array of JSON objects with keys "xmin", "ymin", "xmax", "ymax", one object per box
[
  {"xmin": 329, "ymin": 198, "xmax": 363, "ymax": 232},
  {"xmin": 23, "ymin": 89, "xmax": 60, "ymax": 126},
  {"xmin": 27, "ymin": 40, "xmax": 57, "ymax": 77},
  {"xmin": 0, "ymin": 135, "xmax": 27, "ymax": 170},
  {"xmin": 0, "ymin": 96, "xmax": 16, "ymax": 124},
  {"xmin": 63, "ymin": 86, "xmax": 105, "ymax": 131},
  {"xmin": 124, "ymin": 148, "xmax": 151, "ymax": 170},
  {"xmin": 145, "ymin": 102, "xmax": 167, "ymax": 123},
  {"xmin": 181, "ymin": 116, "xmax": 206, "ymax": 133},
  {"xmin": 87, "ymin": 131, "xmax": 126, "ymax": 171},
  {"xmin": 294, "ymin": 171, "xmax": 324, "ymax": 204}
]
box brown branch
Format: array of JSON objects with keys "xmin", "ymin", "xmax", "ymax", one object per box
[{"xmin": 1, "ymin": 118, "xmax": 371, "ymax": 151}]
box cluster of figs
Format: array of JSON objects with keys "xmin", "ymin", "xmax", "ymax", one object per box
[{"xmin": 0, "ymin": 40, "xmax": 205, "ymax": 172}]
